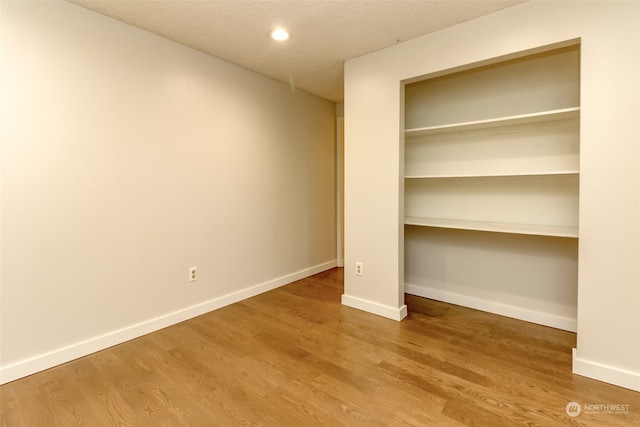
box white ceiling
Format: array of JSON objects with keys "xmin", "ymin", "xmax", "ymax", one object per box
[{"xmin": 68, "ymin": 0, "xmax": 527, "ymax": 102}]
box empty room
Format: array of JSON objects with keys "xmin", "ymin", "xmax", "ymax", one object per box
[{"xmin": 1, "ymin": 0, "xmax": 639, "ymax": 426}]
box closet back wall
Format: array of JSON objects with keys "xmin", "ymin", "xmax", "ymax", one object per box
[{"xmin": 1, "ymin": 1, "xmax": 336, "ymax": 383}]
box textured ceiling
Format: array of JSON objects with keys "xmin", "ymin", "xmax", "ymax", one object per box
[{"xmin": 68, "ymin": 0, "xmax": 527, "ymax": 102}]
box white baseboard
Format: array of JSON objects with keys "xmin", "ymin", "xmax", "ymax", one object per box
[
  {"xmin": 0, "ymin": 260, "xmax": 337, "ymax": 385},
  {"xmin": 341, "ymin": 294, "xmax": 407, "ymax": 321},
  {"xmin": 572, "ymin": 348, "xmax": 640, "ymax": 392},
  {"xmin": 405, "ymin": 282, "xmax": 577, "ymax": 332}
]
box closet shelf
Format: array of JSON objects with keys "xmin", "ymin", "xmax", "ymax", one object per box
[
  {"xmin": 405, "ymin": 107, "xmax": 580, "ymax": 138},
  {"xmin": 404, "ymin": 170, "xmax": 579, "ymax": 179},
  {"xmin": 404, "ymin": 216, "xmax": 579, "ymax": 238}
]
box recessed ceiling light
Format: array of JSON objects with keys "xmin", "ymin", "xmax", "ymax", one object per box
[{"xmin": 270, "ymin": 28, "xmax": 290, "ymax": 42}]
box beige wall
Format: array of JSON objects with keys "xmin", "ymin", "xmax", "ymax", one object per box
[
  {"xmin": 1, "ymin": 0, "xmax": 336, "ymax": 383},
  {"xmin": 344, "ymin": 0, "xmax": 639, "ymax": 391}
]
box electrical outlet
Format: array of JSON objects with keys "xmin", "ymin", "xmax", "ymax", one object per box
[
  {"xmin": 355, "ymin": 262, "xmax": 363, "ymax": 276},
  {"xmin": 189, "ymin": 266, "xmax": 198, "ymax": 282}
]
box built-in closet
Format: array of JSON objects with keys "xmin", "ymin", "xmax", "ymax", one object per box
[{"xmin": 403, "ymin": 44, "xmax": 580, "ymax": 332}]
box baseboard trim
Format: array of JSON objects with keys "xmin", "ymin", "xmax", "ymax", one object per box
[
  {"xmin": 405, "ymin": 282, "xmax": 576, "ymax": 332},
  {"xmin": 0, "ymin": 260, "xmax": 337, "ymax": 385},
  {"xmin": 341, "ymin": 294, "xmax": 407, "ymax": 321},
  {"xmin": 572, "ymin": 348, "xmax": 640, "ymax": 392}
]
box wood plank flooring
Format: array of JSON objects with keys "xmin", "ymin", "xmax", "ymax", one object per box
[{"xmin": 1, "ymin": 268, "xmax": 638, "ymax": 426}]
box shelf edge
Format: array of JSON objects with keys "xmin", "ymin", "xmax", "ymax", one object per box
[
  {"xmin": 404, "ymin": 217, "xmax": 579, "ymax": 238},
  {"xmin": 405, "ymin": 107, "xmax": 580, "ymax": 136},
  {"xmin": 404, "ymin": 170, "xmax": 580, "ymax": 179}
]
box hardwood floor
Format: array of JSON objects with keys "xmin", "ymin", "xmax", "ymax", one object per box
[{"xmin": 1, "ymin": 267, "xmax": 638, "ymax": 426}]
